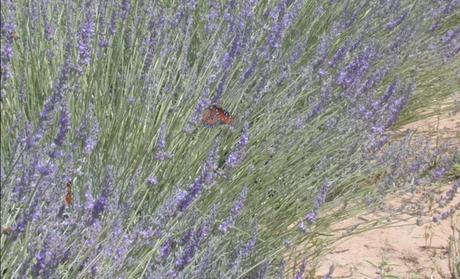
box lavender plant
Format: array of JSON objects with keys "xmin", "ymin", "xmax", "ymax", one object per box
[{"xmin": 1, "ymin": 0, "xmax": 459, "ymax": 278}]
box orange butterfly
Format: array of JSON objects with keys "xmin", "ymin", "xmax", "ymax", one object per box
[
  {"xmin": 202, "ymin": 105, "xmax": 236, "ymax": 127},
  {"xmin": 1, "ymin": 226, "xmax": 13, "ymax": 235},
  {"xmin": 64, "ymin": 180, "xmax": 73, "ymax": 207},
  {"xmin": 12, "ymin": 31, "xmax": 19, "ymax": 40}
]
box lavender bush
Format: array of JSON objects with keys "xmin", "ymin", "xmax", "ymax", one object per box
[{"xmin": 1, "ymin": 0, "xmax": 459, "ymax": 278}]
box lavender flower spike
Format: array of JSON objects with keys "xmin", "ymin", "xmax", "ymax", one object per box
[
  {"xmin": 84, "ymin": 116, "xmax": 100, "ymax": 155},
  {"xmin": 77, "ymin": 2, "xmax": 96, "ymax": 73},
  {"xmin": 225, "ymin": 122, "xmax": 250, "ymax": 168},
  {"xmin": 219, "ymin": 186, "xmax": 248, "ymax": 234},
  {"xmin": 87, "ymin": 166, "xmax": 115, "ymax": 226},
  {"xmin": 146, "ymin": 175, "xmax": 158, "ymax": 186},
  {"xmin": 231, "ymin": 224, "xmax": 258, "ymax": 275},
  {"xmin": 155, "ymin": 122, "xmax": 173, "ymax": 161},
  {"xmin": 54, "ymin": 104, "xmax": 71, "ymax": 147}
]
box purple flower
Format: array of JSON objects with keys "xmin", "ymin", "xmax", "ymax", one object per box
[
  {"xmin": 31, "ymin": 246, "xmax": 48, "ymax": 276},
  {"xmin": 336, "ymin": 48, "xmax": 375, "ymax": 88},
  {"xmin": 225, "ymin": 122, "xmax": 250, "ymax": 168},
  {"xmin": 109, "ymin": 7, "xmax": 118, "ymax": 35},
  {"xmin": 90, "ymin": 264, "xmax": 99, "ymax": 276},
  {"xmin": 155, "ymin": 122, "xmax": 173, "ymax": 161},
  {"xmin": 328, "ymin": 44, "xmax": 348, "ymax": 68},
  {"xmin": 231, "ymin": 225, "xmax": 258, "ymax": 275},
  {"xmin": 438, "ymin": 179, "xmax": 459, "ymax": 207},
  {"xmin": 323, "ymin": 264, "xmax": 335, "ymax": 279},
  {"xmin": 442, "ymin": 1, "xmax": 460, "ymax": 16},
  {"xmin": 175, "ymin": 207, "xmax": 217, "ymax": 271},
  {"xmin": 44, "ymin": 19, "xmax": 56, "ymax": 41},
  {"xmin": 78, "ymin": 4, "xmax": 96, "ymax": 72},
  {"xmin": 194, "ymin": 244, "xmax": 213, "ymax": 278},
  {"xmin": 54, "ymin": 104, "xmax": 71, "ymax": 147},
  {"xmin": 49, "ymin": 148, "xmax": 63, "ymax": 160},
  {"xmin": 256, "ymin": 260, "xmax": 269, "ymax": 279},
  {"xmin": 265, "ymin": 0, "xmax": 304, "ymax": 55},
  {"xmin": 440, "ymin": 210, "xmax": 450, "ymax": 220},
  {"xmin": 443, "ymin": 29, "xmax": 458, "ymax": 44},
  {"xmin": 223, "ymin": 0, "xmax": 238, "ymax": 30},
  {"xmin": 440, "ymin": 28, "xmax": 460, "ymax": 60},
  {"xmin": 306, "ymin": 95, "xmax": 329, "ymax": 123},
  {"xmin": 121, "ymin": 0, "xmax": 131, "ymax": 20},
  {"xmin": 240, "ymin": 59, "xmax": 258, "ymax": 82},
  {"xmin": 160, "ymin": 238, "xmax": 173, "ymax": 260},
  {"xmin": 204, "ymin": 1, "xmax": 220, "ymax": 34},
  {"xmin": 222, "ymin": 35, "xmax": 242, "ymax": 71},
  {"xmin": 241, "ymin": 226, "xmax": 258, "ymax": 258},
  {"xmin": 201, "ymin": 137, "xmax": 221, "ymax": 186},
  {"xmin": 84, "ymin": 116, "xmax": 100, "ymax": 155},
  {"xmin": 184, "ymin": 92, "xmax": 212, "ymax": 133},
  {"xmin": 433, "ymin": 167, "xmax": 447, "ymax": 180},
  {"xmin": 179, "ymin": 147, "xmax": 220, "ymax": 214},
  {"xmin": 241, "ymin": 0, "xmax": 257, "ymax": 19},
  {"xmin": 219, "ymin": 186, "xmax": 248, "ymax": 233},
  {"xmin": 30, "ymin": 230, "xmax": 66, "ymax": 278},
  {"xmin": 3, "ymin": 44, "xmax": 13, "ymax": 61},
  {"xmin": 0, "ymin": 0, "xmax": 16, "ymax": 82},
  {"xmin": 294, "ymin": 258, "xmax": 307, "ymax": 279},
  {"xmin": 87, "ymin": 166, "xmax": 114, "ymax": 226},
  {"xmin": 32, "ymin": 41, "xmax": 73, "ymax": 150},
  {"xmin": 141, "ymin": 32, "xmax": 157, "ymax": 78},
  {"xmin": 386, "ymin": 11, "xmax": 408, "ymax": 30},
  {"xmin": 298, "ymin": 220, "xmax": 307, "ymax": 233},
  {"xmin": 305, "ymin": 211, "xmax": 317, "ymax": 224},
  {"xmin": 432, "ymin": 202, "xmax": 460, "ymax": 223},
  {"xmin": 313, "ymin": 179, "xmax": 333, "ymax": 210},
  {"xmin": 381, "ymin": 80, "xmax": 399, "ymax": 104},
  {"xmin": 146, "ymin": 175, "xmax": 158, "ymax": 186},
  {"xmin": 36, "ymin": 163, "xmax": 52, "ymax": 176}
]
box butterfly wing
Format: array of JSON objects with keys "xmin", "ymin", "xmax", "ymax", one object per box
[
  {"xmin": 202, "ymin": 107, "xmax": 220, "ymax": 127},
  {"xmin": 202, "ymin": 105, "xmax": 236, "ymax": 127},
  {"xmin": 64, "ymin": 180, "xmax": 73, "ymax": 207}
]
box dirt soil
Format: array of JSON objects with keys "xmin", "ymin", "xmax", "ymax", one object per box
[
  {"xmin": 316, "ymin": 182, "xmax": 459, "ymax": 278},
  {"xmin": 315, "ymin": 97, "xmax": 460, "ymax": 278}
]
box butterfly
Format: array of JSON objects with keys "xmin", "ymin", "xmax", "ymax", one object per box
[
  {"xmin": 202, "ymin": 105, "xmax": 236, "ymax": 127},
  {"xmin": 1, "ymin": 226, "xmax": 13, "ymax": 235},
  {"xmin": 12, "ymin": 31, "xmax": 19, "ymax": 40},
  {"xmin": 64, "ymin": 180, "xmax": 73, "ymax": 207}
]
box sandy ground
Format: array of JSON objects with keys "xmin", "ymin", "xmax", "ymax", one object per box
[
  {"xmin": 316, "ymin": 183, "xmax": 459, "ymax": 278},
  {"xmin": 314, "ymin": 97, "xmax": 460, "ymax": 278}
]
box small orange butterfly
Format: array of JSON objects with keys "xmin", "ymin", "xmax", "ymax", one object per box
[
  {"xmin": 12, "ymin": 31, "xmax": 19, "ymax": 40},
  {"xmin": 1, "ymin": 226, "xmax": 13, "ymax": 235},
  {"xmin": 202, "ymin": 105, "xmax": 236, "ymax": 127},
  {"xmin": 64, "ymin": 180, "xmax": 73, "ymax": 207}
]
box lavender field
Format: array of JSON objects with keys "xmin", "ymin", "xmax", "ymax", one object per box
[{"xmin": 1, "ymin": 0, "xmax": 459, "ymax": 278}]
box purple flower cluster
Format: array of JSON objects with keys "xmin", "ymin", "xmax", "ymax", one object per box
[
  {"xmin": 294, "ymin": 257, "xmax": 307, "ymax": 279},
  {"xmin": 177, "ymin": 139, "xmax": 221, "ymax": 212},
  {"xmin": 230, "ymin": 224, "xmax": 258, "ymax": 275},
  {"xmin": 219, "ymin": 186, "xmax": 248, "ymax": 233},
  {"xmin": 0, "ymin": 0, "xmax": 16, "ymax": 83},
  {"xmin": 86, "ymin": 166, "xmax": 114, "ymax": 226},
  {"xmin": 438, "ymin": 178, "xmax": 459, "ymax": 208},
  {"xmin": 77, "ymin": 2, "xmax": 96, "ymax": 73},
  {"xmin": 175, "ymin": 207, "xmax": 217, "ymax": 271},
  {"xmin": 155, "ymin": 122, "xmax": 174, "ymax": 161},
  {"xmin": 432, "ymin": 201, "xmax": 460, "ymax": 223},
  {"xmin": 301, "ymin": 179, "xmax": 335, "ymax": 227},
  {"xmin": 225, "ymin": 122, "xmax": 250, "ymax": 168}
]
